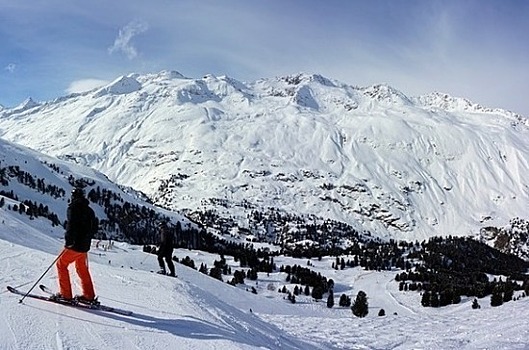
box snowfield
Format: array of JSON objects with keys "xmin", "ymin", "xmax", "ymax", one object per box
[{"xmin": 2, "ymin": 210, "xmax": 528, "ymax": 349}]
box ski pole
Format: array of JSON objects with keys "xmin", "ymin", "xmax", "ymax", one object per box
[
  {"xmin": 19, "ymin": 249, "xmax": 66, "ymax": 304},
  {"xmin": 140, "ymin": 251, "xmax": 151, "ymax": 264}
]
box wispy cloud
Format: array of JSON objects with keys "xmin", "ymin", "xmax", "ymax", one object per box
[
  {"xmin": 66, "ymin": 79, "xmax": 109, "ymax": 94},
  {"xmin": 5, "ymin": 63, "xmax": 16, "ymax": 73},
  {"xmin": 108, "ymin": 20, "xmax": 149, "ymax": 59}
]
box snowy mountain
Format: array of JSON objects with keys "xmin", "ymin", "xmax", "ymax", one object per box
[
  {"xmin": 0, "ymin": 71, "xmax": 528, "ymax": 243},
  {"xmin": 1, "ymin": 111, "xmax": 529, "ymax": 349}
]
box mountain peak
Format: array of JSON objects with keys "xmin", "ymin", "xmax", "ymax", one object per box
[
  {"xmin": 156, "ymin": 70, "xmax": 186, "ymax": 80},
  {"xmin": 18, "ymin": 97, "xmax": 40, "ymax": 110},
  {"xmin": 274, "ymin": 73, "xmax": 337, "ymax": 88},
  {"xmin": 415, "ymin": 92, "xmax": 482, "ymax": 111},
  {"xmin": 361, "ymin": 83, "xmax": 411, "ymax": 105},
  {"xmin": 0, "ymin": 97, "xmax": 42, "ymax": 116},
  {"xmin": 94, "ymin": 75, "xmax": 142, "ymax": 97}
]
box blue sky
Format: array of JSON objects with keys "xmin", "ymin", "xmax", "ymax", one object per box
[{"xmin": 1, "ymin": 0, "xmax": 528, "ymax": 116}]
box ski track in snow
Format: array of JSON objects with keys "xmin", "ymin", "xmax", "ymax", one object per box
[
  {"xmin": 383, "ymin": 274, "xmax": 417, "ymax": 316},
  {"xmin": 55, "ymin": 331, "xmax": 64, "ymax": 350}
]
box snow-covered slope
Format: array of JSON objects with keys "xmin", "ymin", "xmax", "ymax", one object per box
[
  {"xmin": 0, "ymin": 230, "xmax": 323, "ymax": 349},
  {"xmin": 0, "ymin": 137, "xmax": 191, "ymax": 247},
  {"xmin": 0, "ymin": 71, "xmax": 528, "ymax": 241},
  {"xmin": 2, "ymin": 212, "xmax": 529, "ymax": 349}
]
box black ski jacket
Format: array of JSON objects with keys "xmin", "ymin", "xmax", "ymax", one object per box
[
  {"xmin": 158, "ymin": 227, "xmax": 174, "ymax": 256},
  {"xmin": 65, "ymin": 197, "xmax": 97, "ymax": 252}
]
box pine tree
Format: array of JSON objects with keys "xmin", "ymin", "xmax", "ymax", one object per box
[
  {"xmin": 327, "ymin": 290, "xmax": 334, "ymax": 308},
  {"xmin": 503, "ymin": 288, "xmax": 514, "ymax": 303},
  {"xmin": 304, "ymin": 285, "xmax": 310, "ymax": 296},
  {"xmin": 430, "ymin": 292, "xmax": 440, "ymax": 308},
  {"xmin": 209, "ymin": 267, "xmax": 223, "ymax": 281},
  {"xmin": 421, "ymin": 291, "xmax": 431, "ymax": 307},
  {"xmin": 378, "ymin": 309, "xmax": 385, "ymax": 316},
  {"xmin": 289, "ymin": 293, "xmax": 296, "ymax": 303},
  {"xmin": 490, "ymin": 287, "xmax": 503, "ymax": 307},
  {"xmin": 351, "ymin": 291, "xmax": 368, "ymax": 317},
  {"xmin": 339, "ymin": 294, "xmax": 351, "ymax": 307},
  {"xmin": 471, "ymin": 298, "xmax": 481, "ymax": 309},
  {"xmin": 312, "ymin": 286, "xmax": 323, "ymax": 300},
  {"xmin": 439, "ymin": 289, "xmax": 454, "ymax": 307},
  {"xmin": 452, "ymin": 293, "xmax": 461, "ymax": 304}
]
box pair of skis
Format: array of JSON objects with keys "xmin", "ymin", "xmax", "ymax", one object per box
[{"xmin": 7, "ymin": 285, "xmax": 133, "ymax": 316}]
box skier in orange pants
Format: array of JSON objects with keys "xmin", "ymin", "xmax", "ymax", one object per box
[
  {"xmin": 56, "ymin": 248, "xmax": 95, "ymax": 300},
  {"xmin": 55, "ymin": 187, "xmax": 98, "ymax": 302}
]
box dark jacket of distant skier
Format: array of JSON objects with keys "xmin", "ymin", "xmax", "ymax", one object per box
[{"xmin": 157, "ymin": 222, "xmax": 176, "ymax": 276}]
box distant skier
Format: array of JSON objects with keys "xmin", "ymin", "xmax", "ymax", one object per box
[
  {"xmin": 156, "ymin": 221, "xmax": 176, "ymax": 277},
  {"xmin": 53, "ymin": 187, "xmax": 98, "ymax": 303}
]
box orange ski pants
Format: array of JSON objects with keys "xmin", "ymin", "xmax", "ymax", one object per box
[{"xmin": 56, "ymin": 248, "xmax": 95, "ymax": 300}]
